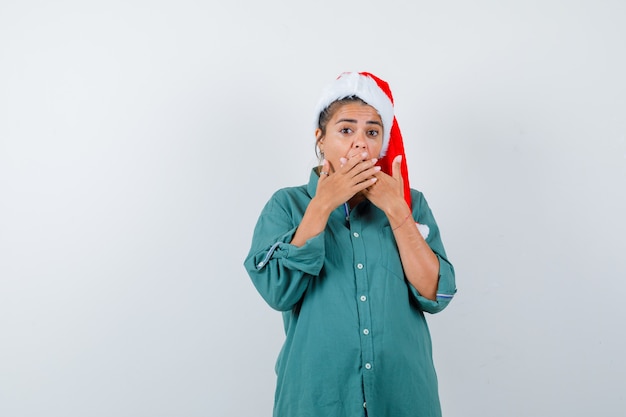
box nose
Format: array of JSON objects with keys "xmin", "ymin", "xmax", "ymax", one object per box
[{"xmin": 352, "ymin": 131, "xmax": 367, "ymax": 149}]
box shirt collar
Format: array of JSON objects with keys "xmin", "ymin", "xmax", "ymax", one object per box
[{"xmin": 306, "ymin": 168, "xmax": 320, "ymax": 198}]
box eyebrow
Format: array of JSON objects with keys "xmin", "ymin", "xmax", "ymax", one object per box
[{"xmin": 335, "ymin": 118, "xmax": 383, "ymax": 127}]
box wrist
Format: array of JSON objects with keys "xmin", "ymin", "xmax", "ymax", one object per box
[
  {"xmin": 309, "ymin": 196, "xmax": 334, "ymax": 219},
  {"xmin": 385, "ymin": 198, "xmax": 411, "ymax": 221},
  {"xmin": 391, "ymin": 211, "xmax": 413, "ymax": 230}
]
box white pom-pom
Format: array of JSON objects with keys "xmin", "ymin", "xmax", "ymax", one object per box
[{"xmin": 416, "ymin": 223, "xmax": 430, "ymax": 239}]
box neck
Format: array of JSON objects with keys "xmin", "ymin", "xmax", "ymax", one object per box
[{"xmin": 348, "ymin": 193, "xmax": 366, "ymax": 208}]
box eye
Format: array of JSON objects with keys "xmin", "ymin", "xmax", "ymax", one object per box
[
  {"xmin": 368, "ymin": 129, "xmax": 380, "ymax": 138},
  {"xmin": 340, "ymin": 127, "xmax": 353, "ymax": 134}
]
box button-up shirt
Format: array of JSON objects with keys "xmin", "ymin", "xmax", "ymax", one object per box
[{"xmin": 244, "ymin": 169, "xmax": 456, "ymax": 417}]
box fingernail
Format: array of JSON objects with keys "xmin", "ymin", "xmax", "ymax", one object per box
[
  {"xmin": 375, "ymin": 166, "xmax": 381, "ymax": 171},
  {"xmin": 371, "ymin": 158, "xmax": 378, "ymax": 164},
  {"xmin": 371, "ymin": 177, "xmax": 378, "ymax": 182},
  {"xmin": 361, "ymin": 152, "xmax": 368, "ymax": 158},
  {"xmin": 340, "ymin": 157, "xmax": 347, "ymax": 165}
]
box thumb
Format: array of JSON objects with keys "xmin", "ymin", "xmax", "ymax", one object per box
[{"xmin": 392, "ymin": 155, "xmax": 403, "ymax": 180}]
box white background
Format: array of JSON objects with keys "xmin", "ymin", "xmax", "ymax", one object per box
[{"xmin": 1, "ymin": 1, "xmax": 625, "ymax": 416}]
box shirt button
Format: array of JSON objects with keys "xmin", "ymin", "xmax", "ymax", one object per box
[
  {"xmin": 360, "ymin": 295, "xmax": 367, "ymax": 302},
  {"xmin": 363, "ymin": 329, "xmax": 369, "ymax": 335},
  {"xmin": 357, "ymin": 263, "xmax": 364, "ymax": 269},
  {"xmin": 353, "ymin": 232, "xmax": 360, "ymax": 238},
  {"xmin": 365, "ymin": 363, "xmax": 372, "ymax": 370}
]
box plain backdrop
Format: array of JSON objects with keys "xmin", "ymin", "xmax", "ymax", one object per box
[{"xmin": 1, "ymin": 1, "xmax": 625, "ymax": 416}]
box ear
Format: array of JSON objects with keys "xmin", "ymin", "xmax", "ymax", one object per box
[{"xmin": 315, "ymin": 128, "xmax": 324, "ymax": 148}]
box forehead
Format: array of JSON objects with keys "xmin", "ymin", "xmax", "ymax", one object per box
[{"xmin": 329, "ymin": 101, "xmax": 381, "ymax": 122}]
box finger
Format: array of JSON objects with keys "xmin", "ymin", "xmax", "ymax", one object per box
[
  {"xmin": 351, "ymin": 165, "xmax": 382, "ymax": 185},
  {"xmin": 343, "ymin": 154, "xmax": 378, "ymax": 176},
  {"xmin": 319, "ymin": 159, "xmax": 330, "ymax": 178},
  {"xmin": 353, "ymin": 176, "xmax": 378, "ymax": 194},
  {"xmin": 392, "ymin": 155, "xmax": 403, "ymax": 181},
  {"xmin": 346, "ymin": 149, "xmax": 369, "ymax": 159},
  {"xmin": 343, "ymin": 151, "xmax": 369, "ymax": 168}
]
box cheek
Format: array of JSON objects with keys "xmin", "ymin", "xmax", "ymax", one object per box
[
  {"xmin": 326, "ymin": 141, "xmax": 350, "ymax": 156},
  {"xmin": 324, "ymin": 157, "xmax": 342, "ymax": 173},
  {"xmin": 371, "ymin": 140, "xmax": 383, "ymax": 156}
]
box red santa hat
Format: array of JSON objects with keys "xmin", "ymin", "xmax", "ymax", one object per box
[{"xmin": 314, "ymin": 71, "xmax": 412, "ymax": 208}]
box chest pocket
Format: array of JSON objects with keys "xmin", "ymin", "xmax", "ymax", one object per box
[{"xmin": 378, "ymin": 225, "xmax": 405, "ymax": 281}]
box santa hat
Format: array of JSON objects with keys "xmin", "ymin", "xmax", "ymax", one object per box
[{"xmin": 314, "ymin": 72, "xmax": 412, "ymax": 208}]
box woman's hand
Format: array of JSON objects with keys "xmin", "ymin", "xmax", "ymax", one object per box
[
  {"xmin": 290, "ymin": 152, "xmax": 379, "ymax": 247},
  {"xmin": 362, "ymin": 155, "xmax": 406, "ymax": 215},
  {"xmin": 314, "ymin": 151, "xmax": 381, "ymax": 212}
]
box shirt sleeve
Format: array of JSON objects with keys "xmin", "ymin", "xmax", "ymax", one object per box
[
  {"xmin": 243, "ymin": 192, "xmax": 325, "ymax": 312},
  {"xmin": 407, "ymin": 190, "xmax": 457, "ymax": 314}
]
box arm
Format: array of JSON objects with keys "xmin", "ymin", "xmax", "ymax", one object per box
[
  {"xmin": 244, "ymin": 153, "xmax": 384, "ymax": 311},
  {"xmin": 385, "ymin": 198, "xmax": 440, "ymax": 300},
  {"xmin": 291, "ymin": 156, "xmax": 380, "ymax": 247},
  {"xmin": 243, "ymin": 194, "xmax": 325, "ymax": 311},
  {"xmin": 245, "ymin": 155, "xmax": 398, "ymax": 310},
  {"xmin": 363, "ymin": 156, "xmax": 447, "ymax": 302}
]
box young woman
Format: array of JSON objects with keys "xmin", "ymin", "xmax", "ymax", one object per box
[{"xmin": 244, "ymin": 72, "xmax": 456, "ymax": 417}]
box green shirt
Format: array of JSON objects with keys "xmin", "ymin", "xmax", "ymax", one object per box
[{"xmin": 244, "ymin": 169, "xmax": 456, "ymax": 417}]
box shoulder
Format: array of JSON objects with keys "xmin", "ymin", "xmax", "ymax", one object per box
[
  {"xmin": 409, "ymin": 188, "xmax": 427, "ymax": 205},
  {"xmin": 409, "ymin": 188, "xmax": 437, "ymax": 216},
  {"xmin": 262, "ymin": 183, "xmax": 310, "ymax": 213},
  {"xmin": 269, "ymin": 183, "xmax": 309, "ymax": 202}
]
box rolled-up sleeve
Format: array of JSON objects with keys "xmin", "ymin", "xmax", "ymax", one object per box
[{"xmin": 244, "ymin": 193, "xmax": 325, "ymax": 311}]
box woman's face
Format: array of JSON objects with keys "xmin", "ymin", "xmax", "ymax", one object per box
[{"xmin": 316, "ymin": 102, "xmax": 384, "ymax": 173}]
